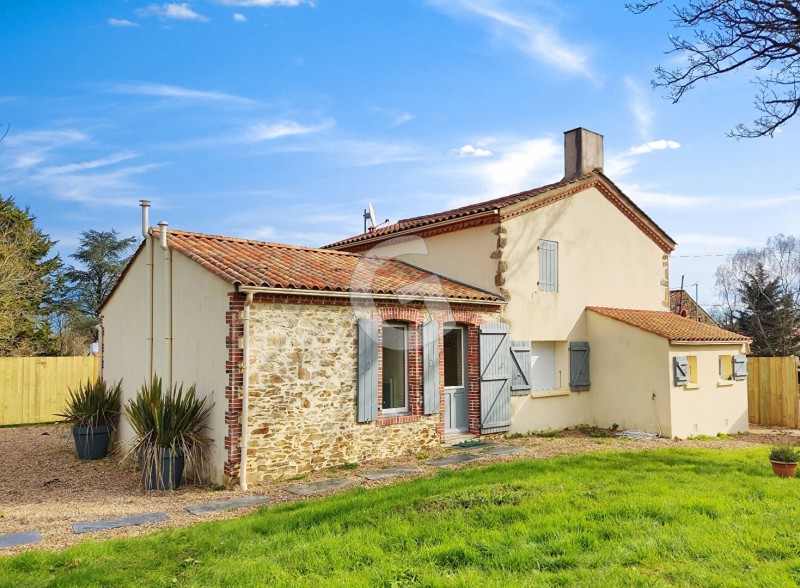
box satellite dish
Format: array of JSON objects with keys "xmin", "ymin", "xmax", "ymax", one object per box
[{"xmin": 368, "ymin": 202, "xmax": 377, "ymax": 230}]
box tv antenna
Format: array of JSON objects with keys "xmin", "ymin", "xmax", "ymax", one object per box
[{"xmin": 363, "ymin": 202, "xmax": 389, "ymax": 233}]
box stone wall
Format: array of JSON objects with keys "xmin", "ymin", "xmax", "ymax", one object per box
[{"xmin": 246, "ymin": 302, "xmax": 441, "ymax": 480}]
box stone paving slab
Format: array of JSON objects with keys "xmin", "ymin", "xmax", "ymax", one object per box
[
  {"xmin": 356, "ymin": 466, "xmax": 425, "ymax": 481},
  {"xmin": 73, "ymin": 512, "xmax": 169, "ymax": 534},
  {"xmin": 452, "ymin": 441, "xmax": 495, "ymax": 450},
  {"xmin": 285, "ymin": 478, "xmax": 358, "ymax": 496},
  {"xmin": 186, "ymin": 495, "xmax": 271, "ymax": 516},
  {"xmin": 484, "ymin": 446, "xmax": 526, "ymax": 456},
  {"xmin": 0, "ymin": 531, "xmax": 42, "ymax": 549},
  {"xmin": 427, "ymin": 453, "xmax": 484, "ymax": 466}
]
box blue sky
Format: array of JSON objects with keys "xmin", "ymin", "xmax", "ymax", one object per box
[{"xmin": 2, "ymin": 0, "xmax": 798, "ymax": 310}]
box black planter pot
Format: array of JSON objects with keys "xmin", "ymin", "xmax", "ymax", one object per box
[
  {"xmin": 72, "ymin": 425, "xmax": 111, "ymax": 460},
  {"xmin": 144, "ymin": 448, "xmax": 185, "ymax": 490}
]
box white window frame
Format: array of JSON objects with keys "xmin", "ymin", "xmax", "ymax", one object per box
[
  {"xmin": 443, "ymin": 325, "xmax": 467, "ymax": 391},
  {"xmin": 381, "ymin": 322, "xmax": 409, "ymax": 415}
]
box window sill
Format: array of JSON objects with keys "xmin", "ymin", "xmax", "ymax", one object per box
[
  {"xmin": 683, "ymin": 384, "xmax": 700, "ymax": 390},
  {"xmin": 529, "ymin": 390, "xmax": 570, "ymax": 399},
  {"xmin": 377, "ymin": 414, "xmax": 421, "ymax": 426},
  {"xmin": 716, "ymin": 380, "xmax": 735, "ymax": 387}
]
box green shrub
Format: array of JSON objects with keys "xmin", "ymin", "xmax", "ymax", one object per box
[
  {"xmin": 769, "ymin": 444, "xmax": 800, "ymax": 463},
  {"xmin": 57, "ymin": 378, "xmax": 122, "ymax": 429}
]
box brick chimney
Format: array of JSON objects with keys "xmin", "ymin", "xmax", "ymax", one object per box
[{"xmin": 563, "ymin": 127, "xmax": 603, "ymax": 180}]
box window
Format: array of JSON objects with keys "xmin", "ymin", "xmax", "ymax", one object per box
[
  {"xmin": 531, "ymin": 341, "xmax": 556, "ymax": 390},
  {"xmin": 687, "ymin": 355, "xmax": 698, "ymax": 385},
  {"xmin": 382, "ymin": 322, "xmax": 408, "ymax": 414},
  {"xmin": 538, "ymin": 240, "xmax": 558, "ymax": 292},
  {"xmin": 719, "ymin": 355, "xmax": 733, "ymax": 380},
  {"xmin": 443, "ymin": 326, "xmax": 465, "ymax": 388},
  {"xmin": 569, "ymin": 341, "xmax": 590, "ymax": 391}
]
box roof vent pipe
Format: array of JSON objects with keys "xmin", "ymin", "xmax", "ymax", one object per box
[
  {"xmin": 158, "ymin": 220, "xmax": 168, "ymax": 250},
  {"xmin": 563, "ymin": 127, "xmax": 604, "ymax": 180},
  {"xmin": 139, "ymin": 200, "xmax": 151, "ymax": 239}
]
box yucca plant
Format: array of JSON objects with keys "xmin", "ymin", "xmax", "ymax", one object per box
[
  {"xmin": 769, "ymin": 444, "xmax": 800, "ymax": 463},
  {"xmin": 58, "ymin": 378, "xmax": 122, "ymax": 429},
  {"xmin": 58, "ymin": 378, "xmax": 122, "ymax": 460},
  {"xmin": 124, "ymin": 376, "xmax": 214, "ymax": 490}
]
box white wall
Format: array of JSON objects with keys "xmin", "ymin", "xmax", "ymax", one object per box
[{"xmin": 102, "ymin": 237, "xmax": 231, "ymax": 482}]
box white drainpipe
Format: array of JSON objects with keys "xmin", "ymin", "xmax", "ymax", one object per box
[
  {"xmin": 240, "ymin": 291, "xmax": 254, "ymax": 491},
  {"xmin": 140, "ymin": 200, "xmax": 153, "ymax": 380},
  {"xmin": 95, "ymin": 322, "xmax": 104, "ymax": 380},
  {"xmin": 158, "ymin": 221, "xmax": 173, "ymax": 386}
]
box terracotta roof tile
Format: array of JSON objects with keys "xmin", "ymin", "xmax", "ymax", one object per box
[
  {"xmin": 587, "ymin": 307, "xmax": 750, "ymax": 343},
  {"xmin": 325, "ymin": 171, "xmax": 674, "ymax": 253},
  {"xmin": 161, "ymin": 229, "xmax": 501, "ymax": 302}
]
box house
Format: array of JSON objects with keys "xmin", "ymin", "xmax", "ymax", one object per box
[
  {"xmin": 100, "ymin": 224, "xmax": 504, "ymax": 484},
  {"xmin": 326, "ymin": 128, "xmax": 751, "ymax": 438},
  {"xmin": 670, "ymin": 289, "xmax": 718, "ymax": 326}
]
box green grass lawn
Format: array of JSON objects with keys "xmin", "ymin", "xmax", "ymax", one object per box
[{"xmin": 3, "ymin": 447, "xmax": 800, "ymax": 587}]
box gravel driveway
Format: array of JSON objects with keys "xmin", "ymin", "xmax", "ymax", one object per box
[{"xmin": 0, "ymin": 423, "xmax": 795, "ymax": 555}]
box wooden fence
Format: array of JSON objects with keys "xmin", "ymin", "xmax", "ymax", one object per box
[
  {"xmin": 747, "ymin": 356, "xmax": 800, "ymax": 429},
  {"xmin": 0, "ymin": 356, "xmax": 99, "ymax": 426}
]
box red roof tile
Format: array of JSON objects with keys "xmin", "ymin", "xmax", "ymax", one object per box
[
  {"xmin": 160, "ymin": 229, "xmax": 501, "ymax": 302},
  {"xmin": 325, "ymin": 171, "xmax": 675, "ymax": 253},
  {"xmin": 587, "ymin": 307, "xmax": 750, "ymax": 343}
]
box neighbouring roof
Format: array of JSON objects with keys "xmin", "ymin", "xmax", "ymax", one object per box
[
  {"xmin": 587, "ymin": 307, "xmax": 750, "ymax": 343},
  {"xmin": 103, "ymin": 229, "xmax": 501, "ymax": 307},
  {"xmin": 669, "ymin": 289, "xmax": 718, "ymax": 326},
  {"xmin": 325, "ymin": 171, "xmax": 676, "ymax": 253}
]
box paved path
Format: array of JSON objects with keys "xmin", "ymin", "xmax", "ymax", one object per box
[
  {"xmin": 73, "ymin": 513, "xmax": 169, "ymax": 534},
  {"xmin": 285, "ymin": 478, "xmax": 358, "ymax": 496},
  {"xmin": 356, "ymin": 466, "xmax": 425, "ymax": 481},
  {"xmin": 0, "ymin": 531, "xmax": 42, "ymax": 548},
  {"xmin": 186, "ymin": 496, "xmax": 271, "ymax": 516}
]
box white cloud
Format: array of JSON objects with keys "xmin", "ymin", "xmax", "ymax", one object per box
[
  {"xmin": 618, "ymin": 183, "xmax": 721, "ymax": 209},
  {"xmin": 38, "ymin": 153, "xmax": 137, "ymax": 177},
  {"xmin": 108, "ymin": 18, "xmax": 138, "ymax": 27},
  {"xmin": 216, "ymin": 0, "xmax": 312, "ymax": 6},
  {"xmin": 3, "ymin": 129, "xmax": 89, "ymax": 170},
  {"xmin": 137, "ymin": 3, "xmax": 209, "ymax": 21},
  {"xmin": 630, "ymin": 140, "xmax": 681, "ymax": 155},
  {"xmin": 328, "ymin": 139, "xmax": 424, "ymax": 167},
  {"xmin": 239, "ymin": 119, "xmax": 333, "ymax": 142},
  {"xmin": 427, "ymin": 0, "xmax": 593, "ymax": 79},
  {"xmin": 233, "ymin": 12, "xmax": 247, "ymax": 21},
  {"xmin": 457, "ymin": 144, "xmax": 493, "ymax": 157},
  {"xmin": 390, "ymin": 111, "xmax": 413, "ymax": 127},
  {"xmin": 104, "ymin": 82, "xmax": 254, "ymax": 105},
  {"xmin": 624, "ymin": 76, "xmax": 653, "ymax": 140}
]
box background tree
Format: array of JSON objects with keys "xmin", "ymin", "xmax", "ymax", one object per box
[
  {"xmin": 736, "ymin": 263, "xmax": 800, "ymax": 355},
  {"xmin": 628, "ymin": 1, "xmax": 800, "ymax": 137},
  {"xmin": 54, "ymin": 230, "xmax": 137, "ymax": 354},
  {"xmin": 0, "ymin": 196, "xmax": 61, "ymax": 356},
  {"xmin": 714, "ymin": 234, "xmax": 800, "ymax": 355}
]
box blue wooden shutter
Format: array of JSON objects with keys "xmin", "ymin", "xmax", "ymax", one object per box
[
  {"xmin": 539, "ymin": 240, "xmax": 558, "ymax": 292},
  {"xmin": 569, "ymin": 342, "xmax": 590, "ymax": 391},
  {"xmin": 480, "ymin": 322, "xmax": 511, "ymax": 433},
  {"xmin": 673, "ymin": 356, "xmax": 688, "ymax": 386},
  {"xmin": 510, "ymin": 340, "xmax": 532, "ymax": 395},
  {"xmin": 357, "ymin": 318, "xmax": 378, "ymax": 422},
  {"xmin": 423, "ymin": 320, "xmax": 440, "ymax": 415},
  {"xmin": 732, "ymin": 355, "xmax": 748, "ymax": 381}
]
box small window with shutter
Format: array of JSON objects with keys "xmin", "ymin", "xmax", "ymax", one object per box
[
  {"xmin": 569, "ymin": 342, "xmax": 590, "ymax": 391},
  {"xmin": 538, "ymin": 240, "xmax": 558, "ymax": 292},
  {"xmin": 732, "ymin": 355, "xmax": 748, "ymax": 381}
]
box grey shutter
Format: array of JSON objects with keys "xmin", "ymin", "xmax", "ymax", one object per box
[
  {"xmin": 510, "ymin": 340, "xmax": 532, "ymax": 395},
  {"xmin": 480, "ymin": 322, "xmax": 511, "ymax": 433},
  {"xmin": 423, "ymin": 320, "xmax": 440, "ymax": 415},
  {"xmin": 539, "ymin": 240, "xmax": 558, "ymax": 292},
  {"xmin": 569, "ymin": 342, "xmax": 590, "ymax": 391},
  {"xmin": 732, "ymin": 354, "xmax": 748, "ymax": 381},
  {"xmin": 673, "ymin": 356, "xmax": 688, "ymax": 386},
  {"xmin": 357, "ymin": 318, "xmax": 378, "ymax": 422}
]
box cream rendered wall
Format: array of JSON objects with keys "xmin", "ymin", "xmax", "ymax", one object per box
[
  {"xmin": 501, "ymin": 187, "xmax": 668, "ymax": 341},
  {"xmin": 586, "ymin": 312, "xmax": 672, "ymax": 436},
  {"xmin": 102, "ymin": 237, "xmax": 230, "ymax": 482},
  {"xmin": 668, "ymin": 344, "xmax": 749, "ymax": 438},
  {"xmin": 364, "ymin": 224, "xmax": 499, "ymax": 294}
]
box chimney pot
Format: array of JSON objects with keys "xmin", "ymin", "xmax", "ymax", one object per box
[{"xmin": 563, "ymin": 127, "xmax": 604, "ymax": 180}]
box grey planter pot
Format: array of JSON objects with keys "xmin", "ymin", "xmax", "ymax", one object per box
[
  {"xmin": 72, "ymin": 425, "xmax": 111, "ymax": 460},
  {"xmin": 143, "ymin": 448, "xmax": 185, "ymax": 490}
]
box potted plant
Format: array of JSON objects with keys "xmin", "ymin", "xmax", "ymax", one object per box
[
  {"xmin": 124, "ymin": 376, "xmax": 213, "ymax": 490},
  {"xmin": 768, "ymin": 444, "xmax": 799, "ymax": 478},
  {"xmin": 58, "ymin": 378, "xmax": 122, "ymax": 460}
]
